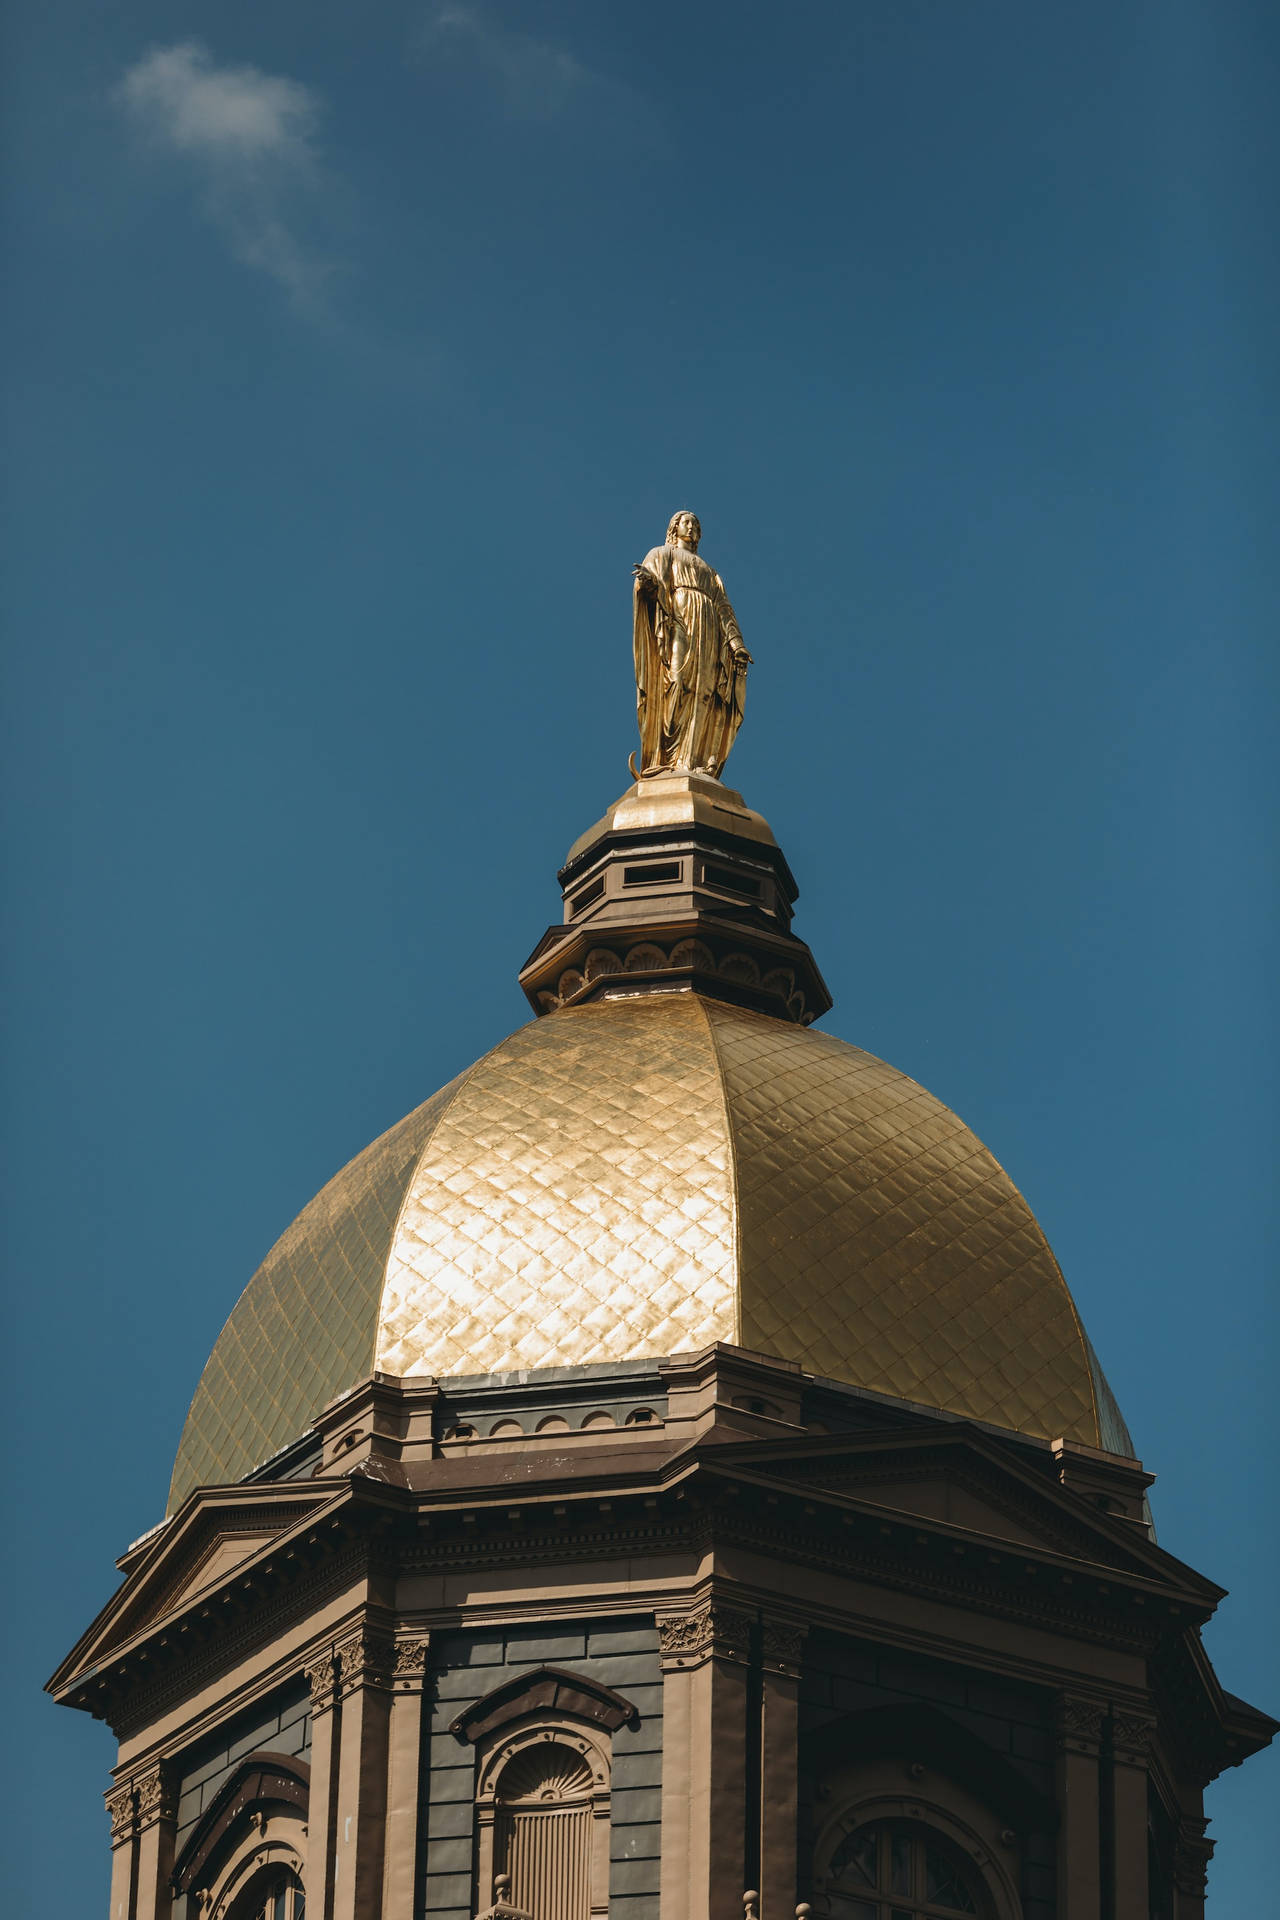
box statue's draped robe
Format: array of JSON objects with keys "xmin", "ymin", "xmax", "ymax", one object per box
[{"xmin": 633, "ymin": 542, "xmax": 748, "ymax": 777}]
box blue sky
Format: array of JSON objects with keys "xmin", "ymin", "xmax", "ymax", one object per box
[{"xmin": 3, "ymin": 1, "xmax": 1277, "ymax": 1909}]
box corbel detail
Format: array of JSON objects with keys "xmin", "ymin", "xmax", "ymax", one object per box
[{"xmin": 657, "ymin": 1601, "xmax": 753, "ymax": 1670}]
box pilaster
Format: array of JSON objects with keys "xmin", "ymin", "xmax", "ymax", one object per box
[
  {"xmin": 1055, "ymin": 1693, "xmax": 1104, "ymax": 1918},
  {"xmin": 758, "ymin": 1621, "xmax": 805, "ymax": 1920},
  {"xmin": 1110, "ymin": 1713, "xmax": 1153, "ymax": 1919},
  {"xmin": 658, "ymin": 1601, "xmax": 754, "ymax": 1920},
  {"xmin": 331, "ymin": 1621, "xmax": 395, "ymax": 1920},
  {"xmin": 382, "ymin": 1633, "xmax": 430, "ymax": 1920},
  {"xmin": 133, "ymin": 1761, "xmax": 178, "ymax": 1920},
  {"xmin": 305, "ymin": 1647, "xmax": 341, "ymax": 1920},
  {"xmin": 106, "ymin": 1781, "xmax": 138, "ymax": 1920}
]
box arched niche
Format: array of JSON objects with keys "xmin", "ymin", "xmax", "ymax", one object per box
[
  {"xmin": 474, "ymin": 1724, "xmax": 612, "ymax": 1920},
  {"xmin": 453, "ymin": 1667, "xmax": 636, "ymax": 1920}
]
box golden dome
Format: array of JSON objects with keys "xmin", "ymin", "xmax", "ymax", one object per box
[{"xmin": 169, "ymin": 993, "xmax": 1130, "ymax": 1513}]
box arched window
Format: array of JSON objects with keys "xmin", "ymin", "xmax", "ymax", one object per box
[
  {"xmin": 826, "ymin": 1820, "xmax": 986, "ymax": 1920},
  {"xmin": 224, "ymin": 1865, "xmax": 306, "ymax": 1920}
]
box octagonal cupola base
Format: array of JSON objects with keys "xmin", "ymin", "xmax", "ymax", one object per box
[{"xmin": 518, "ymin": 770, "xmax": 831, "ymax": 1025}]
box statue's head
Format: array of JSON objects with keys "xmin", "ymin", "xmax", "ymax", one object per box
[{"xmin": 666, "ymin": 510, "xmax": 701, "ymax": 551}]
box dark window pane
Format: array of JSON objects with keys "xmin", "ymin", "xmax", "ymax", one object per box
[
  {"xmin": 925, "ymin": 1846, "xmax": 976, "ymax": 1912},
  {"xmin": 890, "ymin": 1831, "xmax": 910, "ymax": 1893},
  {"xmin": 830, "ymin": 1827, "xmax": 878, "ymax": 1889}
]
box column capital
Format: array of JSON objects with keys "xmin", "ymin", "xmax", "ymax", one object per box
[
  {"xmin": 1056, "ymin": 1692, "xmax": 1106, "ymax": 1756},
  {"xmin": 1111, "ymin": 1710, "xmax": 1156, "ymax": 1766},
  {"xmin": 392, "ymin": 1633, "xmax": 431, "ymax": 1694},
  {"xmin": 657, "ymin": 1600, "xmax": 753, "ymax": 1669},
  {"xmin": 760, "ymin": 1618, "xmax": 807, "ymax": 1678},
  {"xmin": 336, "ymin": 1621, "xmax": 396, "ymax": 1698},
  {"xmin": 135, "ymin": 1759, "xmax": 179, "ymax": 1830},
  {"xmin": 305, "ymin": 1648, "xmax": 339, "ymax": 1717},
  {"xmin": 105, "ymin": 1781, "xmax": 137, "ymax": 1849}
]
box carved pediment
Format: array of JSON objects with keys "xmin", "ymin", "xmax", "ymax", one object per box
[
  {"xmin": 700, "ymin": 1426, "xmax": 1200, "ymax": 1594},
  {"xmin": 48, "ymin": 1483, "xmax": 340, "ymax": 1698}
]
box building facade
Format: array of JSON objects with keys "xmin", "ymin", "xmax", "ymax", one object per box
[{"xmin": 50, "ymin": 769, "xmax": 1274, "ymax": 1920}]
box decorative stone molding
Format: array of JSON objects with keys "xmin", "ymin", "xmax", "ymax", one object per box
[
  {"xmin": 135, "ymin": 1759, "xmax": 178, "ymax": 1828},
  {"xmin": 760, "ymin": 1619, "xmax": 807, "ymax": 1677},
  {"xmin": 335, "ymin": 1622, "xmax": 396, "ymax": 1697},
  {"xmin": 1173, "ymin": 1816, "xmax": 1214, "ymax": 1897},
  {"xmin": 105, "ymin": 1782, "xmax": 136, "ymax": 1847},
  {"xmin": 452, "ymin": 1665, "xmax": 637, "ymax": 1744},
  {"xmin": 393, "ymin": 1634, "xmax": 431, "ymax": 1690},
  {"xmin": 542, "ymin": 940, "xmax": 810, "ymax": 1024},
  {"xmin": 1111, "ymin": 1711, "xmax": 1156, "ymax": 1765},
  {"xmin": 657, "ymin": 1601, "xmax": 753, "ymax": 1668},
  {"xmin": 305, "ymin": 1650, "xmax": 337, "ymax": 1716},
  {"xmin": 1055, "ymin": 1693, "xmax": 1106, "ymax": 1756}
]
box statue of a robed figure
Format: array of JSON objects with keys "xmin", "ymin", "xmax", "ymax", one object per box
[{"xmin": 632, "ymin": 510, "xmax": 752, "ymax": 779}]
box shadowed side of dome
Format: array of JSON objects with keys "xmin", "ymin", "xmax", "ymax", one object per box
[
  {"xmin": 167, "ymin": 1075, "xmax": 466, "ymax": 1513},
  {"xmin": 700, "ymin": 1001, "xmax": 1106, "ymax": 1446}
]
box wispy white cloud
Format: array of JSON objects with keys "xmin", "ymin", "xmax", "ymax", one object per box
[
  {"xmin": 422, "ymin": 6, "xmax": 594, "ymax": 118},
  {"xmin": 118, "ymin": 43, "xmax": 337, "ymax": 310}
]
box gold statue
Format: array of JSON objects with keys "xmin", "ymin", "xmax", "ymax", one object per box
[{"xmin": 632, "ymin": 510, "xmax": 752, "ymax": 780}]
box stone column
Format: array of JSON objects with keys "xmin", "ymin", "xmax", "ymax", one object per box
[
  {"xmin": 1055, "ymin": 1694, "xmax": 1104, "ymax": 1919},
  {"xmin": 331, "ymin": 1622, "xmax": 395, "ymax": 1920},
  {"xmin": 1110, "ymin": 1714, "xmax": 1153, "ymax": 1920},
  {"xmin": 305, "ymin": 1648, "xmax": 341, "ymax": 1920},
  {"xmin": 105, "ymin": 1781, "xmax": 138, "ymax": 1920},
  {"xmin": 382, "ymin": 1634, "xmax": 430, "ymax": 1920},
  {"xmin": 133, "ymin": 1762, "xmax": 178, "ymax": 1920},
  {"xmin": 758, "ymin": 1622, "xmax": 805, "ymax": 1920},
  {"xmin": 1172, "ymin": 1814, "xmax": 1213, "ymax": 1920},
  {"xmin": 658, "ymin": 1602, "xmax": 754, "ymax": 1920}
]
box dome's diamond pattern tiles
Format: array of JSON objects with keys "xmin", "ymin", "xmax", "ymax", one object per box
[
  {"xmin": 375, "ymin": 996, "xmax": 739, "ymax": 1378},
  {"xmin": 167, "ymin": 1079, "xmax": 464, "ymax": 1513},
  {"xmin": 704, "ymin": 1002, "xmax": 1099, "ymax": 1445},
  {"xmin": 173, "ymin": 992, "xmax": 1114, "ymax": 1510}
]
